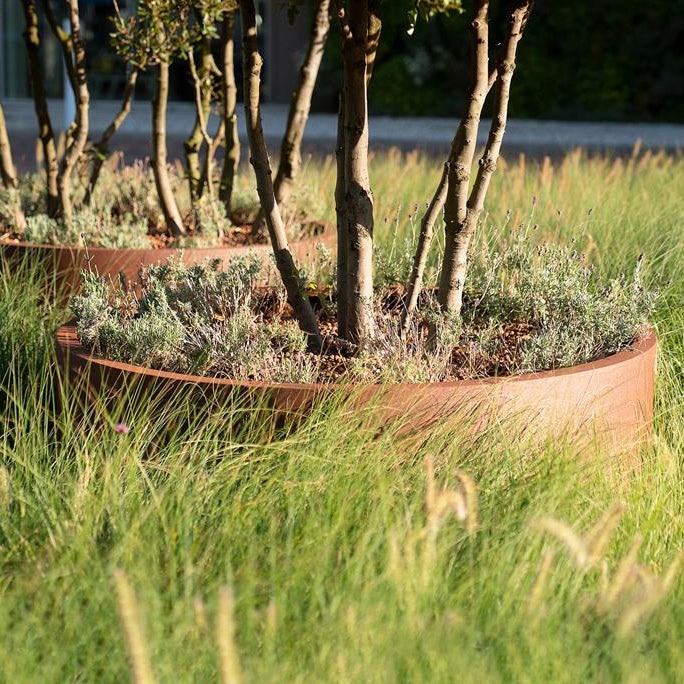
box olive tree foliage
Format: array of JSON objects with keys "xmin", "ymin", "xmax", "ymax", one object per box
[
  {"xmin": 407, "ymin": 0, "xmax": 464, "ymax": 29},
  {"xmin": 111, "ymin": 0, "xmax": 193, "ymax": 236},
  {"xmin": 112, "ymin": 0, "xmax": 223, "ymax": 236},
  {"xmin": 182, "ymin": 2, "xmax": 240, "ymax": 212},
  {"xmin": 111, "ymin": 0, "xmax": 241, "ymax": 229},
  {"xmin": 241, "ymin": 0, "xmax": 534, "ymax": 348}
]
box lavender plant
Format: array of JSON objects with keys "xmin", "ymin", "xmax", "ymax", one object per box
[
  {"xmin": 71, "ymin": 256, "xmax": 318, "ymax": 381},
  {"xmin": 71, "ymin": 229, "xmax": 655, "ymax": 383}
]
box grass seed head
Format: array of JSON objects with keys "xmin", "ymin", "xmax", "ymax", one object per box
[
  {"xmin": 216, "ymin": 586, "xmax": 242, "ymax": 684},
  {"xmin": 112, "ymin": 569, "xmax": 157, "ymax": 684}
]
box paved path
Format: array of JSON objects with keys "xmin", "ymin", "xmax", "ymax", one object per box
[{"xmin": 3, "ymin": 99, "xmax": 684, "ymax": 171}]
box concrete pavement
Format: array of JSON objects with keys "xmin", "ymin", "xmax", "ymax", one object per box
[{"xmin": 3, "ymin": 98, "xmax": 683, "ymax": 172}]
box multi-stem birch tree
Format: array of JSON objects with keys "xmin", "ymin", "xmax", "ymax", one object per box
[
  {"xmin": 242, "ymin": 0, "xmax": 534, "ymax": 352},
  {"xmin": 83, "ymin": 63, "xmax": 141, "ymax": 206},
  {"xmin": 437, "ymin": 0, "xmax": 534, "ymax": 318},
  {"xmin": 37, "ymin": 0, "xmax": 90, "ymax": 223},
  {"xmin": 183, "ymin": 1, "xmax": 234, "ymax": 207},
  {"xmin": 113, "ymin": 0, "xmax": 238, "ymax": 232},
  {"xmin": 31, "ymin": 0, "xmax": 145, "ymax": 213}
]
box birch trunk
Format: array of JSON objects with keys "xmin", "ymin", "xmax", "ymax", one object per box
[
  {"xmin": 341, "ymin": 0, "xmax": 377, "ymax": 344},
  {"xmin": 39, "ymin": 0, "xmax": 77, "ymax": 95},
  {"xmin": 239, "ymin": 0, "xmax": 322, "ymax": 350},
  {"xmin": 400, "ymin": 163, "xmax": 448, "ymax": 336},
  {"xmin": 83, "ymin": 67, "xmax": 138, "ymax": 206},
  {"xmin": 152, "ymin": 59, "xmax": 185, "ymax": 237},
  {"xmin": 437, "ymin": 0, "xmax": 490, "ymax": 315},
  {"xmin": 219, "ymin": 11, "xmax": 240, "ymax": 214},
  {"xmin": 272, "ymin": 0, "xmax": 331, "ymax": 207},
  {"xmin": 21, "ymin": 0, "xmax": 59, "ymax": 216},
  {"xmin": 438, "ymin": 0, "xmax": 533, "ymax": 317},
  {"xmin": 334, "ymin": 93, "xmax": 348, "ymax": 338},
  {"xmin": 184, "ymin": 33, "xmax": 214, "ymax": 205},
  {"xmin": 401, "ymin": 68, "xmax": 499, "ymax": 334},
  {"xmin": 0, "ymin": 100, "xmax": 25, "ymax": 230},
  {"xmin": 55, "ymin": 0, "xmax": 89, "ymax": 223},
  {"xmin": 188, "ymin": 47, "xmax": 220, "ymax": 206},
  {"xmin": 0, "ymin": 102, "xmax": 18, "ymax": 189}
]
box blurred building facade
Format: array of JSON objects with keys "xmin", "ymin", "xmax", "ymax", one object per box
[{"xmin": 0, "ymin": 0, "xmax": 309, "ymax": 103}]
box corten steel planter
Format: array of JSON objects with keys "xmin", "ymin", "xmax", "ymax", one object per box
[
  {"xmin": 56, "ymin": 325, "xmax": 657, "ymax": 452},
  {"xmin": 1, "ymin": 226, "xmax": 333, "ymax": 293}
]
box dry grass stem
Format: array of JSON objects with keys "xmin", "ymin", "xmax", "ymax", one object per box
[
  {"xmin": 617, "ymin": 553, "xmax": 682, "ymax": 638},
  {"xmin": 73, "ymin": 450, "xmax": 92, "ymax": 519},
  {"xmin": 584, "ymin": 501, "xmax": 626, "ymax": 566},
  {"xmin": 527, "ymin": 548, "xmax": 555, "ymax": 615},
  {"xmin": 0, "ymin": 466, "xmax": 10, "ymax": 511},
  {"xmin": 112, "ymin": 569, "xmax": 157, "ymax": 684},
  {"xmin": 533, "ymin": 517, "xmax": 588, "ymax": 568},
  {"xmin": 424, "ymin": 457, "xmax": 479, "ymax": 540},
  {"xmin": 216, "ymin": 586, "xmax": 242, "ymax": 684},
  {"xmin": 602, "ymin": 535, "xmax": 643, "ymax": 609},
  {"xmin": 194, "ymin": 596, "xmax": 209, "ymax": 633}
]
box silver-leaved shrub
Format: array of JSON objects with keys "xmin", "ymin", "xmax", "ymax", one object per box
[{"xmin": 71, "ymin": 255, "xmax": 317, "ymax": 382}]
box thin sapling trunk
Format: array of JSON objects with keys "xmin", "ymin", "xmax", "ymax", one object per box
[
  {"xmin": 56, "ymin": 0, "xmax": 90, "ymax": 224},
  {"xmin": 21, "ymin": 0, "xmax": 59, "ymax": 216},
  {"xmin": 401, "ymin": 67, "xmax": 499, "ymax": 335},
  {"xmin": 239, "ymin": 0, "xmax": 322, "ymax": 350},
  {"xmin": 83, "ymin": 66, "xmax": 139, "ymax": 206},
  {"xmin": 0, "ymin": 100, "xmax": 26, "ymax": 230},
  {"xmin": 435, "ymin": 0, "xmax": 490, "ymax": 316},
  {"xmin": 273, "ymin": 0, "xmax": 331, "ymax": 207},
  {"xmin": 334, "ymin": 92, "xmax": 349, "ymax": 338},
  {"xmin": 400, "ymin": 162, "xmax": 448, "ymax": 336},
  {"xmin": 40, "ymin": 0, "xmax": 77, "ymax": 97},
  {"xmin": 0, "ymin": 101, "xmax": 18, "ymax": 189},
  {"xmin": 152, "ymin": 58, "xmax": 185, "ymax": 236},
  {"xmin": 438, "ymin": 0, "xmax": 533, "ymax": 317},
  {"xmin": 188, "ymin": 47, "xmax": 220, "ymax": 209},
  {"xmin": 184, "ymin": 32, "xmax": 215, "ymax": 205},
  {"xmin": 219, "ymin": 10, "xmax": 240, "ymax": 214}
]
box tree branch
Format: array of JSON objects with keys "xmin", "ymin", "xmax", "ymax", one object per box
[
  {"xmin": 39, "ymin": 0, "xmax": 78, "ymax": 97},
  {"xmin": 83, "ymin": 66, "xmax": 139, "ymax": 205},
  {"xmin": 239, "ymin": 0, "xmax": 322, "ymax": 350},
  {"xmin": 332, "ymin": 0, "xmax": 353, "ymax": 41},
  {"xmin": 188, "ymin": 46, "xmax": 219, "ymax": 208},
  {"xmin": 437, "ymin": 0, "xmax": 534, "ymax": 318}
]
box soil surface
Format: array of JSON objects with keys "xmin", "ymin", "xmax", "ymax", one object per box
[
  {"xmin": 255, "ymin": 287, "xmax": 543, "ymax": 383},
  {"xmin": 0, "ymin": 216, "xmax": 331, "ymax": 250}
]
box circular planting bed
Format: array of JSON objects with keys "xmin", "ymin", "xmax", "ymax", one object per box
[
  {"xmin": 1, "ymin": 228, "xmax": 333, "ymax": 293},
  {"xmin": 56, "ymin": 325, "xmax": 657, "ymax": 453}
]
